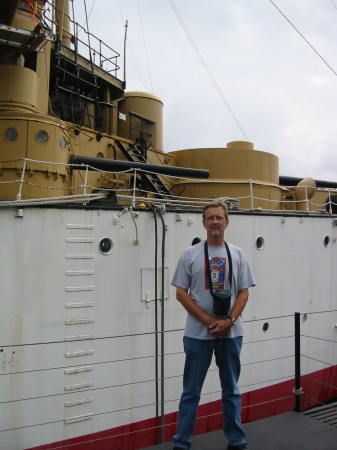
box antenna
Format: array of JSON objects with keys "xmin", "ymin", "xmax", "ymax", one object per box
[{"xmin": 123, "ymin": 20, "xmax": 128, "ymax": 89}]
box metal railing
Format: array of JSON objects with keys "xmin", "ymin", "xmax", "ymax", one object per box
[
  {"xmin": 1, "ymin": 158, "xmax": 337, "ymax": 214},
  {"xmin": 41, "ymin": 0, "xmax": 120, "ymax": 76}
]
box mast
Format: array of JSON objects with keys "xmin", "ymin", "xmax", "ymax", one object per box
[
  {"xmin": 55, "ymin": 0, "xmax": 71, "ymax": 49},
  {"xmin": 123, "ymin": 20, "xmax": 128, "ymax": 89}
]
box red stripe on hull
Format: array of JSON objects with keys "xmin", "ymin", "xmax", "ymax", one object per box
[{"xmin": 28, "ymin": 366, "xmax": 337, "ymax": 450}]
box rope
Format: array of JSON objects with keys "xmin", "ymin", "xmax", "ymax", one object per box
[
  {"xmin": 293, "ymin": 387, "xmax": 303, "ymax": 396},
  {"xmin": 302, "ymin": 393, "xmax": 337, "ymax": 410},
  {"xmin": 302, "ymin": 374, "xmax": 337, "ymax": 393},
  {"xmin": 0, "ymin": 193, "xmax": 105, "ymax": 208},
  {"xmin": 0, "ymin": 158, "xmax": 335, "ymax": 210}
]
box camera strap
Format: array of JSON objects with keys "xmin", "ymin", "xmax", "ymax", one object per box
[{"xmin": 204, "ymin": 241, "xmax": 232, "ymax": 296}]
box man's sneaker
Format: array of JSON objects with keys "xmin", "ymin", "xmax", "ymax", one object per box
[{"xmin": 227, "ymin": 443, "xmax": 248, "ymax": 450}]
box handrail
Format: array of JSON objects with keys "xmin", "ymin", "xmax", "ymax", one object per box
[
  {"xmin": 42, "ymin": 0, "xmax": 120, "ymax": 75},
  {"xmin": 0, "ymin": 158, "xmax": 337, "ymax": 212},
  {"xmin": 294, "ymin": 312, "xmax": 302, "ymax": 412}
]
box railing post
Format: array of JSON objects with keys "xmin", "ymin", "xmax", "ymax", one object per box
[
  {"xmin": 17, "ymin": 159, "xmax": 27, "ymax": 200},
  {"xmin": 294, "ymin": 312, "xmax": 302, "ymax": 412},
  {"xmin": 132, "ymin": 169, "xmax": 137, "ymax": 207},
  {"xmin": 83, "ymin": 165, "xmax": 89, "ymax": 203},
  {"xmin": 305, "ymin": 186, "xmax": 309, "ymax": 213},
  {"xmin": 249, "ymin": 178, "xmax": 254, "ymax": 210},
  {"xmin": 328, "ymin": 191, "xmax": 332, "ymax": 215}
]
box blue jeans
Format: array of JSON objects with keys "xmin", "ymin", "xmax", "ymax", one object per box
[{"xmin": 172, "ymin": 336, "xmax": 246, "ymax": 449}]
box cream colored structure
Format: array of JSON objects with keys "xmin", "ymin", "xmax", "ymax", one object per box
[
  {"xmin": 0, "ymin": 0, "xmax": 335, "ymax": 210},
  {"xmin": 169, "ymin": 141, "xmax": 283, "ymax": 210},
  {"xmin": 0, "ymin": 2, "xmax": 171, "ymax": 201},
  {"xmin": 117, "ymin": 91, "xmax": 164, "ymax": 151},
  {"xmin": 169, "ymin": 141, "xmax": 334, "ymax": 212}
]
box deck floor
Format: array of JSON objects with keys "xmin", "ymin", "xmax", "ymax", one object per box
[{"xmin": 140, "ymin": 410, "xmax": 337, "ymax": 450}]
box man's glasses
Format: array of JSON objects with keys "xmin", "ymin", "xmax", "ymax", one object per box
[{"xmin": 204, "ymin": 216, "xmax": 226, "ymax": 222}]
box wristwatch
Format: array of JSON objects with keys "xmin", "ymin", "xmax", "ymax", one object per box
[{"xmin": 229, "ymin": 316, "xmax": 237, "ymax": 325}]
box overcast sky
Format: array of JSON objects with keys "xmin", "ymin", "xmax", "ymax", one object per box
[{"xmin": 75, "ymin": 0, "xmax": 337, "ymax": 181}]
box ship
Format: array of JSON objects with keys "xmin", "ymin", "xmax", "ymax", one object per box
[{"xmin": 0, "ymin": 1, "xmax": 336, "ymax": 449}]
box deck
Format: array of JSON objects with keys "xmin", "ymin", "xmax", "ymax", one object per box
[{"xmin": 140, "ymin": 405, "xmax": 337, "ymax": 450}]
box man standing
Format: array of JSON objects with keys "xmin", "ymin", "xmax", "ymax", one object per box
[{"xmin": 171, "ymin": 200, "xmax": 255, "ymax": 450}]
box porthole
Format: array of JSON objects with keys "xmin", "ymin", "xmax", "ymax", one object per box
[
  {"xmin": 324, "ymin": 236, "xmax": 330, "ymax": 247},
  {"xmin": 36, "ymin": 130, "xmax": 49, "ymax": 144},
  {"xmin": 256, "ymin": 236, "xmax": 265, "ymax": 250},
  {"xmin": 5, "ymin": 128, "xmax": 18, "ymax": 141},
  {"xmin": 99, "ymin": 238, "xmax": 113, "ymax": 255},
  {"xmin": 262, "ymin": 322, "xmax": 269, "ymax": 332},
  {"xmin": 192, "ymin": 237, "xmax": 202, "ymax": 246},
  {"xmin": 302, "ymin": 314, "xmax": 308, "ymax": 324},
  {"xmin": 60, "ymin": 136, "xmax": 67, "ymax": 149}
]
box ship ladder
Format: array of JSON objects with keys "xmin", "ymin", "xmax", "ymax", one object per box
[{"xmin": 116, "ymin": 141, "xmax": 175, "ymax": 200}]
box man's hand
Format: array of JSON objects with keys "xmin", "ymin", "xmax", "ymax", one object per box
[
  {"xmin": 176, "ymin": 287, "xmax": 215, "ymax": 327},
  {"xmin": 208, "ymin": 319, "xmax": 232, "ymax": 337}
]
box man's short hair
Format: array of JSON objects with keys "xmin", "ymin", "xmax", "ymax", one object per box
[{"xmin": 202, "ymin": 200, "xmax": 228, "ymax": 220}]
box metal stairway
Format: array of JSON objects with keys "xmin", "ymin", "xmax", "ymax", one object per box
[
  {"xmin": 116, "ymin": 141, "xmax": 175, "ymax": 199},
  {"xmin": 302, "ymin": 401, "xmax": 337, "ymax": 427}
]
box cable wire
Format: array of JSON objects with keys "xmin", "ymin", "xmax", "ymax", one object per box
[
  {"xmin": 269, "ymin": 0, "xmax": 337, "ymax": 78},
  {"xmin": 137, "ymin": 0, "xmax": 154, "ymax": 92},
  {"xmin": 168, "ymin": 0, "xmax": 249, "ymax": 140},
  {"xmin": 117, "ymin": 0, "xmax": 148, "ymax": 90}
]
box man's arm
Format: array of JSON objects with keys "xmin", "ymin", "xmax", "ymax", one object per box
[
  {"xmin": 209, "ymin": 288, "xmax": 249, "ymax": 336},
  {"xmin": 176, "ymin": 287, "xmax": 216, "ymax": 327},
  {"xmin": 228, "ymin": 288, "xmax": 249, "ymax": 321}
]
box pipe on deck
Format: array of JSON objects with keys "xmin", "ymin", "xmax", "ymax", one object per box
[
  {"xmin": 280, "ymin": 175, "xmax": 337, "ymax": 189},
  {"xmin": 70, "ymin": 155, "xmax": 210, "ymax": 179}
]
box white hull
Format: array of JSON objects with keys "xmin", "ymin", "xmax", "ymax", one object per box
[
  {"xmin": 1, "ymin": 2, "xmax": 336, "ymax": 449},
  {"xmin": 1, "ymin": 206, "xmax": 336, "ymax": 449}
]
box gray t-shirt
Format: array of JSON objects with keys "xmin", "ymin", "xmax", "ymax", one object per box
[{"xmin": 171, "ymin": 241, "xmax": 255, "ymax": 340}]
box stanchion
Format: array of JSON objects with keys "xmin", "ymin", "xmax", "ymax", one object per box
[{"xmin": 294, "ymin": 312, "xmax": 303, "ymax": 412}]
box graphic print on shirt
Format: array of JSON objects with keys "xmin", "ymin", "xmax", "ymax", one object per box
[{"xmin": 205, "ymin": 257, "xmax": 226, "ymax": 290}]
